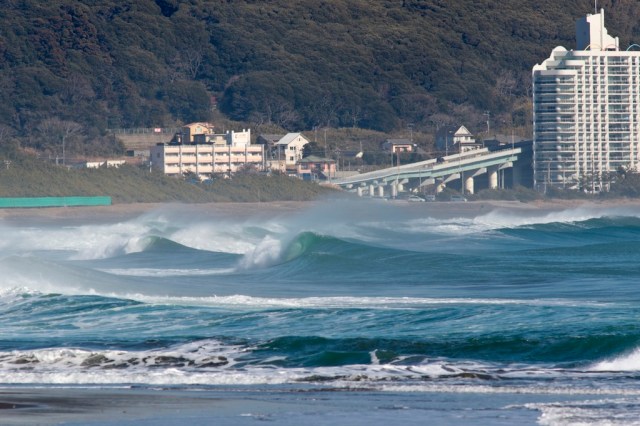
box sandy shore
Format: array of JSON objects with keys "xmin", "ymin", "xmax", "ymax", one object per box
[
  {"xmin": 0, "ymin": 201, "xmax": 312, "ymax": 224},
  {"xmin": 1, "ymin": 198, "xmax": 640, "ymax": 224},
  {"xmin": 0, "ymin": 385, "xmax": 546, "ymax": 426},
  {"xmin": 0, "ymin": 387, "xmax": 234, "ymax": 425}
]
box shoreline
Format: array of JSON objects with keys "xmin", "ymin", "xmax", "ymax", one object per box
[
  {"xmin": 0, "ymin": 200, "xmax": 313, "ymax": 224},
  {"xmin": 0, "ymin": 385, "xmax": 545, "ymax": 425},
  {"xmin": 0, "ymin": 198, "xmax": 639, "ymax": 224}
]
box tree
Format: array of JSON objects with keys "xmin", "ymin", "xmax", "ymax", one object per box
[
  {"xmin": 302, "ymin": 141, "xmax": 324, "ymax": 158},
  {"xmin": 36, "ymin": 118, "xmax": 83, "ymax": 164}
]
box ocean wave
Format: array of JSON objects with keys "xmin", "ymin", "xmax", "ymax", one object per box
[
  {"xmin": 98, "ymin": 267, "xmax": 237, "ymax": 277},
  {"xmin": 3, "ymin": 203, "xmax": 640, "ymax": 262},
  {"xmin": 590, "ymin": 347, "xmax": 640, "ymax": 372},
  {"xmin": 520, "ymin": 398, "xmax": 640, "ymax": 425},
  {"xmin": 1, "ymin": 341, "xmax": 638, "ymax": 392},
  {"xmin": 237, "ymin": 231, "xmax": 358, "ymax": 269},
  {"xmin": 0, "ymin": 255, "xmax": 138, "ymax": 296},
  {"xmin": 0, "ymin": 286, "xmax": 620, "ymax": 311},
  {"xmin": 116, "ymin": 294, "xmax": 615, "ymax": 309}
]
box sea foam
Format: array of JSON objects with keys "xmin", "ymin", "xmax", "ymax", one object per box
[{"xmin": 590, "ymin": 347, "xmax": 640, "ymax": 372}]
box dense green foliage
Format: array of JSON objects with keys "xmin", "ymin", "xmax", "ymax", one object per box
[
  {"xmin": 0, "ymin": 153, "xmax": 335, "ymax": 203},
  {"xmin": 2, "ymin": 0, "xmax": 640, "ymax": 156}
]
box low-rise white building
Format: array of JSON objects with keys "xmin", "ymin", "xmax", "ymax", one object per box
[
  {"xmin": 150, "ymin": 128, "xmax": 265, "ymax": 178},
  {"xmin": 84, "ymin": 160, "xmax": 127, "ymax": 169},
  {"xmin": 436, "ymin": 125, "xmax": 481, "ymax": 153}
]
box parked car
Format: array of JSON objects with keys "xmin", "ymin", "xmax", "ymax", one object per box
[
  {"xmin": 450, "ymin": 195, "xmax": 467, "ymax": 202},
  {"xmin": 407, "ymin": 195, "xmax": 426, "ymax": 202},
  {"xmin": 424, "ymin": 194, "xmax": 436, "ymax": 202}
]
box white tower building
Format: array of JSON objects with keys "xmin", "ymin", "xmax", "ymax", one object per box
[{"xmin": 532, "ymin": 9, "xmax": 640, "ymax": 192}]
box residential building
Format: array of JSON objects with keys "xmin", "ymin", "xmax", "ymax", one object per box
[
  {"xmin": 176, "ymin": 122, "xmax": 216, "ymax": 144},
  {"xmin": 256, "ymin": 134, "xmax": 284, "ymax": 163},
  {"xmin": 435, "ymin": 125, "xmax": 480, "ymax": 153},
  {"xmin": 257, "ymin": 134, "xmax": 284, "ymax": 149},
  {"xmin": 150, "ymin": 128, "xmax": 264, "ymax": 178},
  {"xmin": 268, "ymin": 133, "xmax": 310, "ymax": 172},
  {"xmin": 84, "ymin": 160, "xmax": 127, "ymax": 169},
  {"xmin": 532, "ymin": 9, "xmax": 640, "ymax": 192},
  {"xmin": 193, "ymin": 129, "xmax": 251, "ymax": 146},
  {"xmin": 382, "ymin": 139, "xmax": 415, "ymax": 153},
  {"xmin": 296, "ymin": 155, "xmax": 336, "ymax": 181}
]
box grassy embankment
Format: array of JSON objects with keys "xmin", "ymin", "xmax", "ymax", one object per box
[{"xmin": 0, "ymin": 156, "xmax": 337, "ymax": 204}]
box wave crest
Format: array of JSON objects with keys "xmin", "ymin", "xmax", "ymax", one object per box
[
  {"xmin": 237, "ymin": 232, "xmax": 324, "ymax": 269},
  {"xmin": 590, "ymin": 347, "xmax": 640, "ymax": 372}
]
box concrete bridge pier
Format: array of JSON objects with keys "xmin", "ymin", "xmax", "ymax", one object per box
[
  {"xmin": 390, "ymin": 184, "xmax": 398, "ymax": 198},
  {"xmin": 357, "ymin": 187, "xmax": 363, "ymax": 197},
  {"xmin": 464, "ymin": 175, "xmax": 475, "ymax": 195},
  {"xmin": 418, "ymin": 178, "xmax": 435, "ymax": 190},
  {"xmin": 377, "ymin": 185, "xmax": 384, "ymax": 198},
  {"xmin": 465, "ymin": 168, "xmax": 487, "ymax": 195},
  {"xmin": 488, "ymin": 166, "xmax": 499, "ymax": 189},
  {"xmin": 511, "ymin": 162, "xmax": 521, "ymax": 187},
  {"xmin": 439, "ymin": 173, "xmax": 460, "ymax": 193},
  {"xmin": 369, "ymin": 184, "xmax": 375, "ymax": 197}
]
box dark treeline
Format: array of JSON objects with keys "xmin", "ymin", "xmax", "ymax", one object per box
[{"xmin": 2, "ymin": 0, "xmax": 640, "ymax": 156}]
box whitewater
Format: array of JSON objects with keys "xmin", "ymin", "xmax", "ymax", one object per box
[{"xmin": 2, "ymin": 198, "xmax": 640, "ymax": 425}]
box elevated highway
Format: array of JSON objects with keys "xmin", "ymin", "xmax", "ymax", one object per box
[{"xmin": 332, "ymin": 147, "xmax": 522, "ymax": 197}]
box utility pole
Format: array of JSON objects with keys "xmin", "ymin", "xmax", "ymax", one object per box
[
  {"xmin": 323, "ymin": 128, "xmax": 327, "ymax": 157},
  {"xmin": 445, "ymin": 131, "xmax": 449, "ymax": 156},
  {"xmin": 511, "ymin": 128, "xmax": 515, "ymax": 150},
  {"xmin": 484, "ymin": 111, "xmax": 491, "ymax": 136}
]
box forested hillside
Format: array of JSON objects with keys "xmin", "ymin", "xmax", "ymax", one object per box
[{"xmin": 1, "ymin": 0, "xmax": 640, "ymax": 157}]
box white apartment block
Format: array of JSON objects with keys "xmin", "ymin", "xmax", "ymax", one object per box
[
  {"xmin": 533, "ymin": 10, "xmax": 640, "ymax": 192},
  {"xmin": 151, "ymin": 129, "xmax": 264, "ymax": 178}
]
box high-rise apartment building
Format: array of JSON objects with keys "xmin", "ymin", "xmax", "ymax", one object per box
[{"xmin": 532, "ymin": 10, "xmax": 640, "ymax": 192}]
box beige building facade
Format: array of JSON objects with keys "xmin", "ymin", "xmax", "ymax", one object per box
[
  {"xmin": 151, "ymin": 128, "xmax": 264, "ymax": 178},
  {"xmin": 151, "ymin": 143, "xmax": 264, "ymax": 178}
]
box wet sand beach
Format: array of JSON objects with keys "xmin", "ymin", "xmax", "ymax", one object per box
[{"xmin": 0, "ymin": 386, "xmax": 547, "ymax": 426}]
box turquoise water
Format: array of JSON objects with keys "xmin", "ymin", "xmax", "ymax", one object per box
[{"xmin": 2, "ymin": 199, "xmax": 640, "ymax": 424}]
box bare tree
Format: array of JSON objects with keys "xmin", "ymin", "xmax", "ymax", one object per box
[
  {"xmin": 37, "ymin": 118, "xmax": 83, "ymax": 164},
  {"xmin": 271, "ymin": 100, "xmax": 299, "ymax": 129},
  {"xmin": 495, "ymin": 70, "xmax": 517, "ymax": 98},
  {"xmin": 308, "ymin": 94, "xmax": 341, "ymax": 128},
  {"xmin": 345, "ymin": 105, "xmax": 362, "ymax": 128},
  {"xmin": 62, "ymin": 73, "xmax": 95, "ymax": 105},
  {"xmin": 249, "ymin": 110, "xmax": 268, "ymax": 127},
  {"xmin": 428, "ymin": 112, "xmax": 454, "ymax": 130},
  {"xmin": 520, "ymin": 72, "xmax": 533, "ymax": 98},
  {"xmin": 183, "ymin": 48, "xmax": 204, "ymax": 80},
  {"xmin": 0, "ymin": 124, "xmax": 15, "ymax": 144}
]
